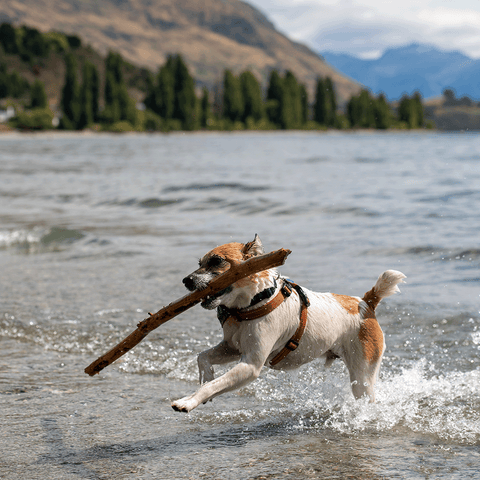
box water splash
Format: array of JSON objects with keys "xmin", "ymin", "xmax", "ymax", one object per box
[{"xmin": 169, "ymin": 357, "xmax": 480, "ymax": 445}]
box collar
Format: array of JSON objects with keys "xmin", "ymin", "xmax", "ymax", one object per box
[
  {"xmin": 247, "ymin": 278, "xmax": 277, "ymax": 308},
  {"xmin": 217, "ymin": 278, "xmax": 292, "ymax": 326}
]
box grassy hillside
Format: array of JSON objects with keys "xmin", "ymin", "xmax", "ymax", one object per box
[
  {"xmin": 0, "ymin": 32, "xmax": 149, "ymax": 110},
  {"xmin": 0, "ymin": 0, "xmax": 361, "ymax": 103}
]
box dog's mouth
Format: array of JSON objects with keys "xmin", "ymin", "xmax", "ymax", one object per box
[
  {"xmin": 183, "ymin": 272, "xmax": 233, "ymax": 309},
  {"xmin": 200, "ymin": 295, "xmax": 219, "ymax": 310},
  {"xmin": 200, "ymin": 286, "xmax": 233, "ymax": 310}
]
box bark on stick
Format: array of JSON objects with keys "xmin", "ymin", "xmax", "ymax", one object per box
[{"xmin": 84, "ymin": 248, "xmax": 291, "ymax": 376}]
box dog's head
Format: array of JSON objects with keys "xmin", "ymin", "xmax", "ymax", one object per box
[{"xmin": 183, "ymin": 235, "xmax": 273, "ymax": 310}]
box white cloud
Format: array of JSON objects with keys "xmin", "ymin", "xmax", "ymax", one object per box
[{"xmin": 247, "ymin": 0, "xmax": 480, "ymax": 58}]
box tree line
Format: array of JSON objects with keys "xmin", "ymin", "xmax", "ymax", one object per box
[
  {"xmin": 346, "ymin": 90, "xmax": 424, "ymax": 129},
  {"xmin": 1, "ymin": 21, "xmax": 429, "ymax": 131}
]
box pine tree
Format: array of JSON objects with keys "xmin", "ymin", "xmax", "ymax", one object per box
[
  {"xmin": 398, "ymin": 94, "xmax": 419, "ymax": 128},
  {"xmin": 173, "ymin": 55, "xmax": 196, "ymax": 129},
  {"xmin": 200, "ymin": 86, "xmax": 210, "ymax": 128},
  {"xmin": 313, "ymin": 77, "xmax": 327, "ymax": 124},
  {"xmin": 282, "ymin": 70, "xmax": 302, "ymax": 129},
  {"xmin": 358, "ymin": 90, "xmax": 376, "ymax": 128},
  {"xmin": 104, "ymin": 70, "xmax": 120, "ymax": 123},
  {"xmin": 158, "ymin": 61, "xmax": 175, "ymax": 119},
  {"xmin": 223, "ymin": 69, "xmax": 244, "ymax": 122},
  {"xmin": 347, "ymin": 89, "xmax": 376, "ymax": 128},
  {"xmin": 20, "ymin": 26, "xmax": 49, "ymax": 60},
  {"xmin": 314, "ymin": 77, "xmax": 337, "ymax": 126},
  {"xmin": 91, "ymin": 63, "xmax": 100, "ymax": 121},
  {"xmin": 60, "ymin": 53, "xmax": 80, "ymax": 129},
  {"xmin": 266, "ymin": 70, "xmax": 283, "ymax": 125},
  {"xmin": 299, "ymin": 84, "xmax": 309, "ymax": 125},
  {"xmin": 0, "ymin": 63, "xmax": 9, "ymax": 98},
  {"xmin": 30, "ymin": 79, "xmax": 48, "ymax": 108},
  {"xmin": 143, "ymin": 54, "xmax": 196, "ymax": 128},
  {"xmin": 7, "ymin": 70, "xmax": 30, "ymax": 98},
  {"xmin": 78, "ymin": 61, "xmax": 97, "ymax": 129},
  {"xmin": 325, "ymin": 77, "xmax": 337, "ymax": 126},
  {"xmin": 240, "ymin": 70, "xmax": 263, "ymax": 122},
  {"xmin": 373, "ymin": 93, "xmax": 391, "ymax": 129},
  {"xmin": 0, "ymin": 23, "xmax": 19, "ymax": 54},
  {"xmin": 144, "ymin": 61, "xmax": 174, "ymax": 119},
  {"xmin": 103, "ymin": 51, "xmax": 137, "ymax": 126},
  {"xmin": 412, "ymin": 91, "xmax": 424, "ymax": 127}
]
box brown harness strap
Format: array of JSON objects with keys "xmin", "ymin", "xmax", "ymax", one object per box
[
  {"xmin": 269, "ymin": 296, "xmax": 308, "ymax": 367},
  {"xmin": 229, "ymin": 285, "xmax": 291, "ymax": 321},
  {"xmin": 220, "ymin": 280, "xmax": 309, "ymax": 367}
]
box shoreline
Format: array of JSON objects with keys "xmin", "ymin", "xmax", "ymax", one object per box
[{"xmin": 0, "ymin": 127, "xmax": 458, "ymax": 138}]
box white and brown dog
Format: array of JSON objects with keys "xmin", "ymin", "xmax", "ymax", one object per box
[{"xmin": 172, "ymin": 235, "xmax": 405, "ymax": 412}]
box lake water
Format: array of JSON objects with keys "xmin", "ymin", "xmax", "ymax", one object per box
[{"xmin": 1, "ymin": 131, "xmax": 479, "ymax": 479}]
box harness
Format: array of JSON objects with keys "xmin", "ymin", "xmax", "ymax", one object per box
[{"xmin": 216, "ymin": 278, "xmax": 310, "ymax": 367}]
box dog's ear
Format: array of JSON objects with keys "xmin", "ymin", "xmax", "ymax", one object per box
[{"xmin": 242, "ymin": 234, "xmax": 265, "ymax": 258}]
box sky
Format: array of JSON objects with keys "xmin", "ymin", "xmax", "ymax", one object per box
[{"xmin": 246, "ymin": 0, "xmax": 480, "ymax": 59}]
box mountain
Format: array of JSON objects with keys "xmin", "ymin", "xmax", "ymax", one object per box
[
  {"xmin": 322, "ymin": 44, "xmax": 480, "ymax": 100},
  {"xmin": 0, "ymin": 0, "xmax": 360, "ymax": 103}
]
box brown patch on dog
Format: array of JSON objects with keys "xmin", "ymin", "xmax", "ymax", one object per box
[
  {"xmin": 207, "ymin": 241, "xmax": 271, "ymax": 288},
  {"xmin": 209, "ymin": 243, "xmax": 245, "ymax": 264},
  {"xmin": 332, "ymin": 294, "xmax": 360, "ymax": 315},
  {"xmin": 358, "ymin": 317, "xmax": 383, "ymax": 363},
  {"xmin": 256, "ymin": 269, "xmax": 271, "ymax": 279},
  {"xmin": 233, "ymin": 269, "xmax": 269, "ymax": 287}
]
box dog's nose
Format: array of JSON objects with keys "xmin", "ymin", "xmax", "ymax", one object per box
[{"xmin": 183, "ymin": 276, "xmax": 196, "ymax": 291}]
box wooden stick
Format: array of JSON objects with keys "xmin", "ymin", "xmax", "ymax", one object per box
[{"xmin": 84, "ymin": 248, "xmax": 291, "ymax": 376}]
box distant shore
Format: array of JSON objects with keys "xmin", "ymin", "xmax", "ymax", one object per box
[{"xmin": 0, "ymin": 127, "xmax": 446, "ymax": 137}]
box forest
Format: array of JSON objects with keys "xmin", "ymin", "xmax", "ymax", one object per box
[{"xmin": 0, "ymin": 22, "xmax": 429, "ymax": 131}]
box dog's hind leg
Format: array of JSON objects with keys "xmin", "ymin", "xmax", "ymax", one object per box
[
  {"xmin": 346, "ymin": 356, "xmax": 383, "ymax": 402},
  {"xmin": 344, "ymin": 318, "xmax": 385, "ymax": 402},
  {"xmin": 197, "ymin": 341, "xmax": 240, "ymax": 384}
]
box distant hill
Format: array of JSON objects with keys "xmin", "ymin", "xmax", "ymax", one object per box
[
  {"xmin": 0, "ymin": 0, "xmax": 360, "ymax": 103},
  {"xmin": 322, "ymin": 44, "xmax": 480, "ymax": 101}
]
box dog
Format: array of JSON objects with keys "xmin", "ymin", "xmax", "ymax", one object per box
[{"xmin": 171, "ymin": 235, "xmax": 406, "ymax": 412}]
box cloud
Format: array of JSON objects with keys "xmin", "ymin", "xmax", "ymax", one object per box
[
  {"xmin": 247, "ymin": 0, "xmax": 480, "ymax": 58},
  {"xmin": 311, "ymin": 18, "xmax": 423, "ymax": 58}
]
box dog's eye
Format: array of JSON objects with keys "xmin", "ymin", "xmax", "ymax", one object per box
[{"xmin": 207, "ymin": 256, "xmax": 225, "ymax": 268}]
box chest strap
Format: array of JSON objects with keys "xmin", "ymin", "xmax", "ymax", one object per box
[
  {"xmin": 216, "ymin": 279, "xmax": 310, "ymax": 367},
  {"xmin": 269, "ymin": 280, "xmax": 309, "ymax": 367}
]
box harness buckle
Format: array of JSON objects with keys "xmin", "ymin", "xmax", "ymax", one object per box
[
  {"xmin": 281, "ymin": 283, "xmax": 293, "ymax": 297},
  {"xmin": 286, "ymin": 339, "xmax": 299, "ymax": 351}
]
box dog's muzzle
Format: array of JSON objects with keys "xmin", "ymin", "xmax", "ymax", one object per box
[{"xmin": 182, "ymin": 273, "xmax": 232, "ymax": 309}]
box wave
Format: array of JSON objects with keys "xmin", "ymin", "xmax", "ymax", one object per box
[
  {"xmin": 100, "ymin": 197, "xmax": 184, "ymax": 209},
  {"xmin": 419, "ymin": 189, "xmax": 479, "ymax": 203},
  {"xmin": 0, "ymin": 226, "xmax": 85, "ymax": 253},
  {"xmin": 369, "ymin": 245, "xmax": 480, "ymax": 261},
  {"xmin": 163, "ymin": 182, "xmax": 270, "ymax": 193}
]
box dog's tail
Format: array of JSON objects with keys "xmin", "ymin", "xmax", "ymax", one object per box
[{"xmin": 363, "ymin": 270, "xmax": 406, "ymax": 311}]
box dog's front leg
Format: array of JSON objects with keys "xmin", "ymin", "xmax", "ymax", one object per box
[
  {"xmin": 172, "ymin": 359, "xmax": 262, "ymax": 413},
  {"xmin": 198, "ymin": 340, "xmax": 241, "ymax": 384}
]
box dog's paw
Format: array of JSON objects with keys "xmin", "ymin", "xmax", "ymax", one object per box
[{"xmin": 171, "ymin": 396, "xmax": 198, "ymax": 413}]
